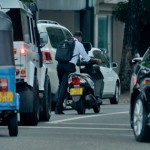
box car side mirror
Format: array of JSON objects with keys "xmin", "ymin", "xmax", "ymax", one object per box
[
  {"xmin": 39, "ymin": 32, "xmax": 48, "ymax": 48},
  {"xmin": 130, "ymin": 57, "xmax": 142, "ymax": 65}
]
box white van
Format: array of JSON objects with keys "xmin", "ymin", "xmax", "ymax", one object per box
[{"xmin": 37, "ymin": 20, "xmax": 74, "ymax": 109}]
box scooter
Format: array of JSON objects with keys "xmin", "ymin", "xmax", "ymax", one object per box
[{"xmin": 66, "ymin": 60, "xmax": 101, "ymax": 114}]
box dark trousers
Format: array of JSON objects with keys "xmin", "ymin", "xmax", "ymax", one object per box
[{"xmin": 56, "ymin": 62, "xmax": 76, "ymax": 111}]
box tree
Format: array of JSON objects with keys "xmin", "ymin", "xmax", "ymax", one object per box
[{"xmin": 113, "ymin": 0, "xmax": 150, "ymax": 92}]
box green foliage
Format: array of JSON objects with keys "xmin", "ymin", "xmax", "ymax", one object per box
[{"xmin": 112, "ymin": 2, "xmax": 128, "ymax": 23}]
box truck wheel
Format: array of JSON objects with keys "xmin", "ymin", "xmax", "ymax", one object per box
[
  {"xmin": 8, "ymin": 113, "xmax": 18, "ymax": 136},
  {"xmin": 30, "ymin": 76, "xmax": 40, "ymax": 125},
  {"xmin": 40, "ymin": 75, "xmax": 52, "ymax": 121}
]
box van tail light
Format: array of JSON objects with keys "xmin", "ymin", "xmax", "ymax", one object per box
[
  {"xmin": 0, "ymin": 78, "xmax": 8, "ymax": 92},
  {"xmin": 20, "ymin": 47, "xmax": 26, "ymax": 55},
  {"xmin": 42, "ymin": 51, "xmax": 52, "ymax": 61},
  {"xmin": 71, "ymin": 77, "xmax": 80, "ymax": 85}
]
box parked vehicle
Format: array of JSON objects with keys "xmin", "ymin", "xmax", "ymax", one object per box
[
  {"xmin": 0, "ymin": 0, "xmax": 51, "ymax": 125},
  {"xmin": 0, "ymin": 11, "xmax": 19, "ymax": 136},
  {"xmin": 65, "ymin": 47, "xmax": 120, "ymax": 113},
  {"xmin": 37, "ymin": 20, "xmax": 80, "ymax": 110},
  {"xmin": 89, "ymin": 48, "xmax": 120, "ymax": 104},
  {"xmin": 130, "ymin": 47, "xmax": 150, "ymax": 142}
]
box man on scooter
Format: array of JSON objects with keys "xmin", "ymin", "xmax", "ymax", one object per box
[{"xmin": 55, "ymin": 31, "xmax": 102, "ymax": 114}]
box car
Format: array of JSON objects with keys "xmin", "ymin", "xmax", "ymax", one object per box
[
  {"xmin": 88, "ymin": 47, "xmax": 121, "ymax": 104},
  {"xmin": 37, "ymin": 20, "xmax": 80, "ymax": 110},
  {"xmin": 130, "ymin": 47, "xmax": 150, "ymax": 142}
]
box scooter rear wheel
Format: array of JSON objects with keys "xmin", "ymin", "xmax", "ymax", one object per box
[
  {"xmin": 76, "ymin": 99, "xmax": 86, "ymax": 114},
  {"xmin": 93, "ymin": 104, "xmax": 100, "ymax": 113}
]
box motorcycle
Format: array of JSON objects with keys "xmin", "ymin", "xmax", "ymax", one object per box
[{"xmin": 66, "ymin": 60, "xmax": 101, "ymax": 114}]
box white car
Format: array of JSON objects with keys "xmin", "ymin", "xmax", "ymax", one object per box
[
  {"xmin": 37, "ymin": 20, "xmax": 80, "ymax": 109},
  {"xmin": 88, "ymin": 48, "xmax": 121, "ymax": 104}
]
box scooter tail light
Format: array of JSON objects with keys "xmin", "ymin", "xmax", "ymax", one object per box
[
  {"xmin": 0, "ymin": 78, "xmax": 8, "ymax": 92},
  {"xmin": 71, "ymin": 77, "xmax": 80, "ymax": 85}
]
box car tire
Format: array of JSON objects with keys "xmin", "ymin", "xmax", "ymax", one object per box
[
  {"xmin": 40, "ymin": 75, "xmax": 52, "ymax": 121},
  {"xmin": 110, "ymin": 83, "xmax": 119, "ymax": 104},
  {"xmin": 133, "ymin": 95, "xmax": 150, "ymax": 142}
]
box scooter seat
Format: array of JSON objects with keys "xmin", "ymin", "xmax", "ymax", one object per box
[{"xmin": 69, "ymin": 73, "xmax": 91, "ymax": 79}]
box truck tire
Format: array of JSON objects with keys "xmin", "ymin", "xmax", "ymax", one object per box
[
  {"xmin": 40, "ymin": 75, "xmax": 52, "ymax": 121},
  {"xmin": 8, "ymin": 113, "xmax": 18, "ymax": 136},
  {"xmin": 20, "ymin": 76, "xmax": 39, "ymax": 126}
]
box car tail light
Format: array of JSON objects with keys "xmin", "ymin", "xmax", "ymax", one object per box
[
  {"xmin": 133, "ymin": 75, "xmax": 137, "ymax": 86},
  {"xmin": 42, "ymin": 51, "xmax": 52, "ymax": 61},
  {"xmin": 20, "ymin": 47, "xmax": 26, "ymax": 55},
  {"xmin": 143, "ymin": 79, "xmax": 150, "ymax": 85},
  {"xmin": 71, "ymin": 77, "xmax": 80, "ymax": 85},
  {"xmin": 0, "ymin": 78, "xmax": 8, "ymax": 92}
]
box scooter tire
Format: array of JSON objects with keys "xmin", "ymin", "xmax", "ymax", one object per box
[{"xmin": 93, "ymin": 104, "xmax": 100, "ymax": 113}]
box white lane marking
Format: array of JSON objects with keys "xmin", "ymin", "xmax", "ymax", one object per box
[
  {"xmin": 49, "ymin": 111, "xmax": 128, "ymax": 124},
  {"xmin": 56, "ymin": 122, "xmax": 130, "ymax": 126},
  {"xmin": 19, "ymin": 126, "xmax": 132, "ymax": 131}
]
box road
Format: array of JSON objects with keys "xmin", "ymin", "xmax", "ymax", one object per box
[{"xmin": 0, "ymin": 103, "xmax": 150, "ymax": 150}]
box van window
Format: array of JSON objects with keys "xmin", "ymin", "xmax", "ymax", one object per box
[
  {"xmin": 21, "ymin": 10, "xmax": 30, "ymax": 43},
  {"xmin": 46, "ymin": 27, "xmax": 65, "ymax": 48},
  {"xmin": 7, "ymin": 9, "xmax": 23, "ymax": 41}
]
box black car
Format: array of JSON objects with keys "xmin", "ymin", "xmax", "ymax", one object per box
[{"xmin": 130, "ymin": 47, "xmax": 150, "ymax": 142}]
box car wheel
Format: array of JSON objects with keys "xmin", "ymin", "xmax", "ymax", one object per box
[
  {"xmin": 110, "ymin": 84, "xmax": 119, "ymax": 104},
  {"xmin": 93, "ymin": 104, "xmax": 100, "ymax": 113},
  {"xmin": 133, "ymin": 95, "xmax": 150, "ymax": 142},
  {"xmin": 40, "ymin": 75, "xmax": 52, "ymax": 121}
]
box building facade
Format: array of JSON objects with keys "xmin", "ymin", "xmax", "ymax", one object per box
[{"xmin": 36, "ymin": 0, "xmax": 127, "ymax": 73}]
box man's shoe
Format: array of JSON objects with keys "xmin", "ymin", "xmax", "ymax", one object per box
[{"xmin": 96, "ymin": 97, "xmax": 102, "ymax": 105}]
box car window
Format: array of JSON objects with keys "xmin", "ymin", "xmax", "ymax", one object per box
[
  {"xmin": 142, "ymin": 48, "xmax": 150, "ymax": 68},
  {"xmin": 63, "ymin": 29, "xmax": 72, "ymax": 39},
  {"xmin": 46, "ymin": 27, "xmax": 65, "ymax": 48},
  {"xmin": 92, "ymin": 50, "xmax": 110, "ymax": 68}
]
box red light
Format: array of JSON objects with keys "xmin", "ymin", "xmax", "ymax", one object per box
[
  {"xmin": 20, "ymin": 47, "xmax": 26, "ymax": 55},
  {"xmin": 133, "ymin": 75, "xmax": 137, "ymax": 85},
  {"xmin": 71, "ymin": 77, "xmax": 80, "ymax": 85},
  {"xmin": 42, "ymin": 51, "xmax": 52, "ymax": 61},
  {"xmin": 16, "ymin": 69, "xmax": 20, "ymax": 75},
  {"xmin": 0, "ymin": 78, "xmax": 8, "ymax": 92}
]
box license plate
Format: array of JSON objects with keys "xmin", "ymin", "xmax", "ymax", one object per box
[
  {"xmin": 0, "ymin": 92, "xmax": 13, "ymax": 102},
  {"xmin": 70, "ymin": 88, "xmax": 83, "ymax": 95}
]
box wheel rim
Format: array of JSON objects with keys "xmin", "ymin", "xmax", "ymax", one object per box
[{"xmin": 133, "ymin": 99, "xmax": 143, "ymax": 136}]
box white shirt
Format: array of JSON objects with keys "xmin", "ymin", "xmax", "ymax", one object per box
[{"xmin": 69, "ymin": 37, "xmax": 91, "ymax": 65}]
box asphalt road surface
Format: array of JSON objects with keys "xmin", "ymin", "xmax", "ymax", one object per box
[{"xmin": 0, "ymin": 103, "xmax": 150, "ymax": 150}]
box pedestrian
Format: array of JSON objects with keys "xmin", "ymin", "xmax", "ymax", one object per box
[{"xmin": 55, "ymin": 31, "xmax": 102, "ymax": 114}]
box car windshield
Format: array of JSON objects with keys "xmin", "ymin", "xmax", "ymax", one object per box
[{"xmin": 92, "ymin": 50, "xmax": 110, "ymax": 68}]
